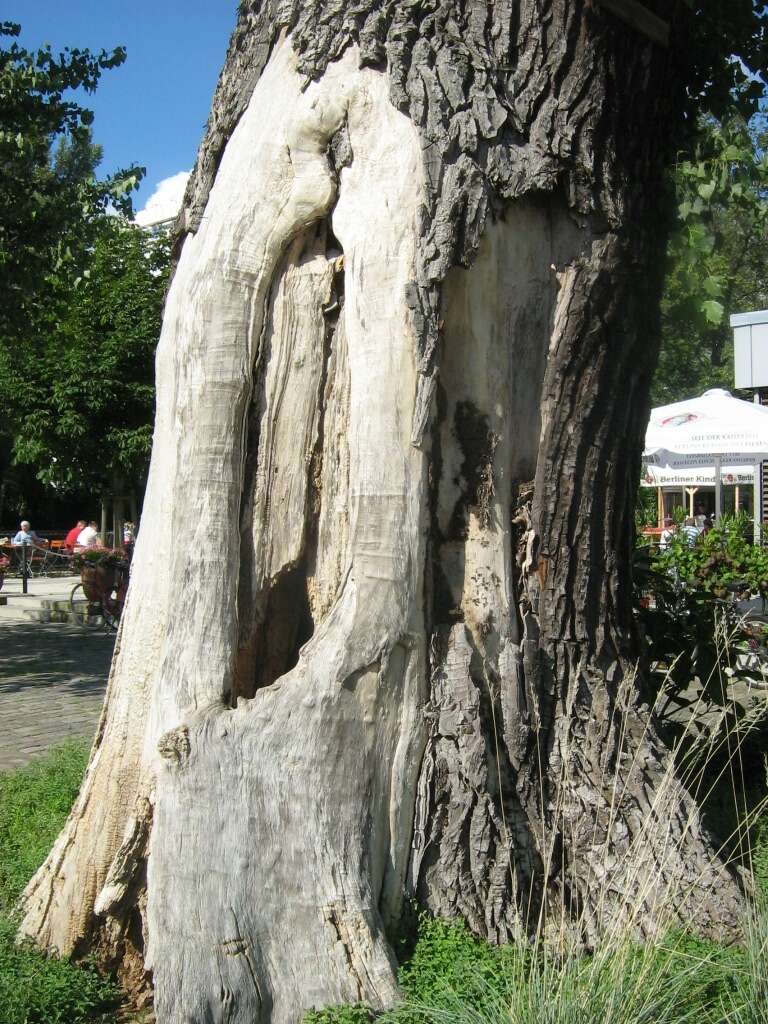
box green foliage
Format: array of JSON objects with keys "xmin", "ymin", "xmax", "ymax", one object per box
[
  {"xmin": 633, "ymin": 516, "xmax": 768, "ymax": 704},
  {"xmin": 672, "ymin": 3, "xmax": 767, "ymax": 131},
  {"xmin": 655, "ymin": 514, "xmax": 768, "ymax": 600},
  {"xmin": 0, "ymin": 21, "xmax": 143, "ymax": 340},
  {"xmin": 390, "ymin": 918, "xmax": 742, "ymax": 1024},
  {"xmin": 0, "ymin": 916, "xmax": 117, "ymax": 1024},
  {"xmin": 649, "ymin": 1, "xmax": 767, "ymax": 407},
  {"xmin": 0, "ymin": 741, "xmax": 119, "ymax": 1024},
  {"xmin": 0, "ymin": 217, "xmax": 170, "ymax": 494},
  {"xmin": 0, "ymin": 22, "xmax": 155, "ymax": 506},
  {"xmin": 635, "ymin": 487, "xmax": 659, "ymax": 530},
  {"xmin": 396, "ymin": 914, "xmax": 521, "ymax": 1013},
  {"xmin": 653, "ymin": 111, "xmax": 768, "ymax": 406}
]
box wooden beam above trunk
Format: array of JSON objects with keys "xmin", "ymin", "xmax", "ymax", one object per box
[{"xmin": 597, "ymin": 0, "xmax": 670, "ymax": 48}]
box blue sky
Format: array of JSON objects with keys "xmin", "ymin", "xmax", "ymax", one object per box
[{"xmin": 5, "ymin": 2, "xmax": 238, "ymax": 216}]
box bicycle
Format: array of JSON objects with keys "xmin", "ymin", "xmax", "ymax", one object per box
[
  {"xmin": 69, "ymin": 581, "xmax": 97, "ymax": 624},
  {"xmin": 69, "ymin": 557, "xmax": 129, "ymax": 631},
  {"xmin": 102, "ymin": 560, "xmax": 129, "ymax": 630}
]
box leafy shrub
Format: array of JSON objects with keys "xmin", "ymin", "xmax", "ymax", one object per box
[
  {"xmin": 671, "ymin": 515, "xmax": 768, "ymax": 596},
  {"xmin": 633, "ymin": 543, "xmax": 742, "ymax": 698},
  {"xmin": 397, "ymin": 913, "xmax": 521, "ymax": 1010},
  {"xmin": 633, "ymin": 516, "xmax": 768, "ymax": 766},
  {"xmin": 644, "ymin": 513, "xmax": 768, "ymax": 602},
  {"xmin": 634, "ymin": 515, "xmax": 768, "ymax": 690}
]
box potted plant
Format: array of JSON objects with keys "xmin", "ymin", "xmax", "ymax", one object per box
[
  {"xmin": 0, "ymin": 553, "xmax": 9, "ymax": 592},
  {"xmin": 72, "ymin": 549, "xmax": 126, "ymax": 601}
]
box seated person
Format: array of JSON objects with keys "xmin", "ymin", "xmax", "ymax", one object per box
[
  {"xmin": 659, "ymin": 517, "xmax": 675, "ymax": 550},
  {"xmin": 65, "ymin": 520, "xmax": 87, "ymax": 552},
  {"xmin": 122, "ymin": 521, "xmax": 136, "ymax": 562},
  {"xmin": 75, "ymin": 521, "xmax": 101, "ymax": 550},
  {"xmin": 12, "ymin": 520, "xmax": 41, "ymax": 546},
  {"xmin": 681, "ymin": 516, "xmax": 701, "ymax": 546}
]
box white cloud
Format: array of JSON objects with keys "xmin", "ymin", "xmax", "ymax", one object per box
[{"xmin": 135, "ymin": 171, "xmax": 190, "ymax": 228}]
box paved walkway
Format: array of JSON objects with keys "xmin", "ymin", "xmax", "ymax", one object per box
[
  {"xmin": 0, "ymin": 611, "xmax": 114, "ymax": 773},
  {"xmin": 0, "ymin": 573, "xmax": 84, "ymax": 621}
]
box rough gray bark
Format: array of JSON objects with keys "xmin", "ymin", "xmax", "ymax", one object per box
[{"xmin": 20, "ymin": 3, "xmax": 744, "ymax": 1022}]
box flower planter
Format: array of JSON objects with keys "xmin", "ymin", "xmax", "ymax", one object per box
[{"xmin": 81, "ymin": 564, "xmax": 112, "ymax": 602}]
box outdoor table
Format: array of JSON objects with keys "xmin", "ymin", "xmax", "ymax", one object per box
[{"xmin": 2, "ymin": 540, "xmax": 46, "ymax": 573}]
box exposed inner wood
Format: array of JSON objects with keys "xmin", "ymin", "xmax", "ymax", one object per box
[
  {"xmin": 138, "ymin": 40, "xmax": 429, "ymax": 1023},
  {"xmin": 234, "ymin": 221, "xmax": 347, "ymax": 699}
]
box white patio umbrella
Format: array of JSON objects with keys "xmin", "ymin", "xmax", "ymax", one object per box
[{"xmin": 643, "ymin": 388, "xmax": 768, "ymax": 532}]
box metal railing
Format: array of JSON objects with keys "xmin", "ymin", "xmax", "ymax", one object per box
[{"xmin": 1, "ymin": 543, "xmax": 76, "ymax": 593}]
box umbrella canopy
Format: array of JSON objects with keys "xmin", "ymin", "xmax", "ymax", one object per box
[
  {"xmin": 642, "ymin": 390, "xmax": 768, "ymax": 534},
  {"xmin": 644, "ymin": 388, "xmax": 768, "ymax": 460}
]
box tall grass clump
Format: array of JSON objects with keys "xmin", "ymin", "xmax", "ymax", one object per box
[
  {"xmin": 715, "ymin": 810, "xmax": 768, "ymax": 1024},
  {"xmin": 305, "ymin": 915, "xmax": 750, "ymax": 1024},
  {"xmin": 0, "ymin": 741, "xmax": 119, "ymax": 1024},
  {"xmin": 716, "ymin": 905, "xmax": 768, "ymax": 1024},
  {"xmin": 391, "ymin": 920, "xmax": 741, "ymax": 1024}
]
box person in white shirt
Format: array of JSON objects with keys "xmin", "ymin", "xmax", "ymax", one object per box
[
  {"xmin": 12, "ymin": 521, "xmax": 41, "ymax": 546},
  {"xmin": 75, "ymin": 521, "xmax": 101, "ymax": 549},
  {"xmin": 659, "ymin": 517, "xmax": 675, "ymax": 550}
]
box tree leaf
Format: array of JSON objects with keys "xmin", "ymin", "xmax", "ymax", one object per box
[
  {"xmin": 702, "ymin": 275, "xmax": 723, "ymax": 298},
  {"xmin": 697, "ymin": 180, "xmax": 716, "ymax": 201},
  {"xmin": 702, "ymin": 299, "xmax": 725, "ymax": 325}
]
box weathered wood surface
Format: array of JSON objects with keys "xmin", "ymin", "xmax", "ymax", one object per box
[{"xmin": 20, "ymin": 3, "xmax": 744, "ymax": 1022}]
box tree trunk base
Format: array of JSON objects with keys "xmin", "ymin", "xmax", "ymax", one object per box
[{"xmin": 17, "ymin": 11, "xmax": 747, "ymax": 1022}]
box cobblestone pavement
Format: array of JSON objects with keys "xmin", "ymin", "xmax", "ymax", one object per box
[{"xmin": 0, "ymin": 620, "xmax": 114, "ymax": 773}]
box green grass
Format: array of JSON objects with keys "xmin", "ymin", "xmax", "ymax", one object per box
[
  {"xmin": 304, "ymin": 916, "xmax": 767, "ymax": 1024},
  {"xmin": 0, "ymin": 741, "xmax": 119, "ymax": 1024},
  {"xmin": 0, "ymin": 740, "xmax": 89, "ymax": 910},
  {"xmin": 0, "ymin": 915, "xmax": 117, "ymax": 1024},
  {"xmin": 753, "ymin": 816, "xmax": 768, "ymax": 903}
]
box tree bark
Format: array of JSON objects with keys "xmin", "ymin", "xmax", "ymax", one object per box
[{"xmin": 20, "ymin": 3, "xmax": 744, "ymax": 1021}]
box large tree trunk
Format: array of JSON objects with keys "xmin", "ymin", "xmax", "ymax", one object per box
[{"xmin": 20, "ymin": 2, "xmax": 743, "ymax": 1021}]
